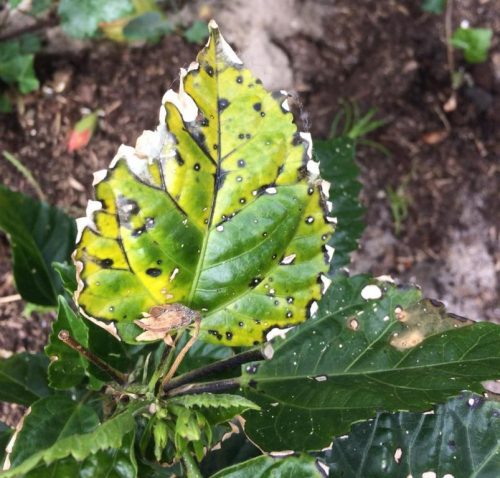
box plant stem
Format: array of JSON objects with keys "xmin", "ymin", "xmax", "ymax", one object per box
[
  {"xmin": 166, "ymin": 378, "xmax": 241, "ymax": 398},
  {"xmin": 163, "ymin": 345, "xmax": 271, "ymax": 393},
  {"xmin": 161, "ymin": 317, "xmax": 201, "ymax": 388},
  {"xmin": 181, "ymin": 451, "xmax": 202, "ymax": 478},
  {"xmin": 58, "ymin": 330, "xmax": 127, "ymax": 385}
]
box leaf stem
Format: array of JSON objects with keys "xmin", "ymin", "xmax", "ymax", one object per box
[
  {"xmin": 163, "ymin": 344, "xmax": 272, "ymax": 393},
  {"xmin": 166, "ymin": 378, "xmax": 241, "ymax": 398},
  {"xmin": 58, "ymin": 330, "xmax": 127, "ymax": 385},
  {"xmin": 161, "ymin": 317, "xmax": 201, "ymax": 388},
  {"xmin": 181, "ymin": 451, "xmax": 203, "ymax": 478}
]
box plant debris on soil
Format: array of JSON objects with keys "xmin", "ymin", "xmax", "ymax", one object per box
[{"xmin": 0, "ymin": 0, "xmax": 499, "ymax": 424}]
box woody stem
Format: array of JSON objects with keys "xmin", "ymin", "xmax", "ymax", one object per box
[{"xmin": 58, "ymin": 330, "xmax": 127, "ymax": 385}]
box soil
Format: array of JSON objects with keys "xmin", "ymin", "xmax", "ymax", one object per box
[{"xmin": 0, "ymin": 0, "xmax": 499, "ymax": 422}]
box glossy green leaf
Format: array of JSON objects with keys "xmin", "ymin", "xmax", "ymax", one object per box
[
  {"xmin": 24, "ymin": 431, "xmax": 137, "ymax": 478},
  {"xmin": 210, "ymin": 454, "xmax": 325, "ymax": 478},
  {"xmin": 184, "ymin": 20, "xmax": 209, "ymax": 44},
  {"xmin": 314, "ymin": 137, "xmax": 364, "ymax": 274},
  {"xmin": 421, "ymin": 0, "xmax": 446, "ymax": 14},
  {"xmin": 0, "ymin": 353, "xmax": 50, "ymax": 405},
  {"xmin": 0, "ymin": 185, "xmax": 76, "ymax": 306},
  {"xmin": 58, "ymin": 0, "xmax": 134, "ymax": 38},
  {"xmin": 74, "ymin": 22, "xmax": 334, "ymax": 345},
  {"xmin": 169, "ymin": 393, "xmax": 260, "ymax": 425},
  {"xmin": 9, "ymin": 395, "xmax": 100, "ymax": 468},
  {"xmin": 45, "ymin": 296, "xmax": 90, "ymax": 389},
  {"xmin": 0, "ymin": 37, "xmax": 40, "ymax": 94},
  {"xmin": 200, "ymin": 428, "xmax": 260, "ymax": 476},
  {"xmin": 123, "ymin": 12, "xmax": 173, "ymax": 42},
  {"xmin": 53, "ymin": 261, "xmax": 78, "ymax": 294},
  {"xmin": 0, "ymin": 422, "xmax": 13, "ymax": 464},
  {"xmin": 324, "ymin": 392, "xmax": 500, "ymax": 477},
  {"xmin": 452, "ymin": 27, "xmax": 493, "ymax": 64},
  {"xmin": 3, "ymin": 397, "xmax": 137, "ymax": 477},
  {"xmin": 242, "ymin": 274, "xmax": 500, "ymax": 451}
]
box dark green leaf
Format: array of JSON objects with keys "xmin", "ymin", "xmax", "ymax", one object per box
[
  {"xmin": 0, "ymin": 185, "xmax": 76, "ymax": 306},
  {"xmin": 210, "ymin": 454, "xmax": 325, "ymax": 477},
  {"xmin": 0, "ymin": 36, "xmax": 40, "ymax": 94},
  {"xmin": 0, "ymin": 92, "xmax": 13, "ymax": 113},
  {"xmin": 123, "ymin": 12, "xmax": 172, "ymax": 42},
  {"xmin": 452, "ymin": 27, "xmax": 493, "ymax": 63},
  {"xmin": 183, "ymin": 20, "xmax": 209, "ymax": 44},
  {"xmin": 0, "ymin": 353, "xmax": 50, "ymax": 405},
  {"xmin": 3, "ymin": 398, "xmax": 138, "ymax": 477},
  {"xmin": 242, "ymin": 274, "xmax": 500, "ymax": 451},
  {"xmin": 314, "ymin": 137, "xmax": 364, "ymax": 273},
  {"xmin": 177, "ymin": 339, "xmax": 232, "ymax": 375},
  {"xmin": 7, "ymin": 0, "xmax": 22, "ymax": 8},
  {"xmin": 0, "ymin": 422, "xmax": 13, "ymax": 464},
  {"xmin": 324, "ymin": 392, "xmax": 500, "ymax": 477},
  {"xmin": 52, "ymin": 261, "xmax": 77, "ymax": 294},
  {"xmin": 58, "ymin": 0, "xmax": 134, "ymax": 38},
  {"xmin": 200, "ymin": 428, "xmax": 260, "ymax": 477},
  {"xmin": 24, "ymin": 431, "xmax": 137, "ymax": 478},
  {"xmin": 169, "ymin": 393, "xmax": 260, "ymax": 426},
  {"xmin": 31, "ymin": 0, "xmax": 53, "ymax": 15},
  {"xmin": 45, "ymin": 296, "xmax": 90, "ymax": 389},
  {"xmin": 9, "ymin": 395, "xmax": 100, "ymax": 468},
  {"xmin": 421, "ymin": 0, "xmax": 447, "ymax": 14}
]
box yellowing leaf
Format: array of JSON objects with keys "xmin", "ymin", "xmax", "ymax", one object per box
[{"xmin": 73, "ymin": 21, "xmax": 334, "ymax": 345}]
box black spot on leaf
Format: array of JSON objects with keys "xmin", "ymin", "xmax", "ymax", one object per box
[
  {"xmin": 208, "ymin": 329, "xmax": 223, "ymax": 340},
  {"xmin": 237, "ymin": 159, "xmax": 246, "ymax": 167},
  {"xmin": 204, "ymin": 64, "xmax": 214, "ymax": 77},
  {"xmin": 218, "ymin": 99, "xmax": 230, "ymax": 111},
  {"xmin": 253, "ymin": 102, "xmax": 262, "ymax": 111},
  {"xmin": 146, "ymin": 268, "xmax": 162, "ymax": 277},
  {"xmin": 250, "ymin": 277, "xmax": 262, "ymax": 287},
  {"xmin": 194, "ymin": 163, "xmax": 201, "ymax": 171},
  {"xmin": 101, "ymin": 258, "xmax": 113, "ymax": 268},
  {"xmin": 226, "ymin": 331, "xmax": 233, "ymax": 340},
  {"xmin": 236, "ymin": 75, "xmax": 243, "ymax": 84}
]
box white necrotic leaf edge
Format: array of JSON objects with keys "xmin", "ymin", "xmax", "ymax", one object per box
[{"xmin": 73, "ymin": 20, "xmax": 333, "ymax": 340}]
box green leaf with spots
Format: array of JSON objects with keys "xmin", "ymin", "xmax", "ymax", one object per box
[
  {"xmin": 74, "ymin": 21, "xmax": 334, "ymax": 345},
  {"xmin": 210, "ymin": 454, "xmax": 325, "ymax": 478},
  {"xmin": 323, "ymin": 392, "xmax": 500, "ymax": 477},
  {"xmin": 241, "ymin": 274, "xmax": 500, "ymax": 451}
]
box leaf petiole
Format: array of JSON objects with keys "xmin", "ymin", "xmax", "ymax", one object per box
[{"xmin": 57, "ymin": 330, "xmax": 127, "ymax": 385}]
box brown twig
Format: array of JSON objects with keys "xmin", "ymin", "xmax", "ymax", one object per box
[
  {"xmin": 163, "ymin": 344, "xmax": 273, "ymax": 393},
  {"xmin": 165, "ymin": 378, "xmax": 241, "ymax": 398},
  {"xmin": 58, "ymin": 330, "xmax": 127, "ymax": 385},
  {"xmin": 161, "ymin": 317, "xmax": 201, "ymax": 388}
]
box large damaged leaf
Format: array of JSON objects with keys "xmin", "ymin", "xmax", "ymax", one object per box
[
  {"xmin": 324, "ymin": 392, "xmax": 500, "ymax": 477},
  {"xmin": 74, "ymin": 22, "xmax": 334, "ymax": 345},
  {"xmin": 241, "ymin": 274, "xmax": 500, "ymax": 451}
]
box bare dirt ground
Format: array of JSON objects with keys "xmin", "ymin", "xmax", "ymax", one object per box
[{"xmin": 0, "ymin": 0, "xmax": 499, "ymax": 423}]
